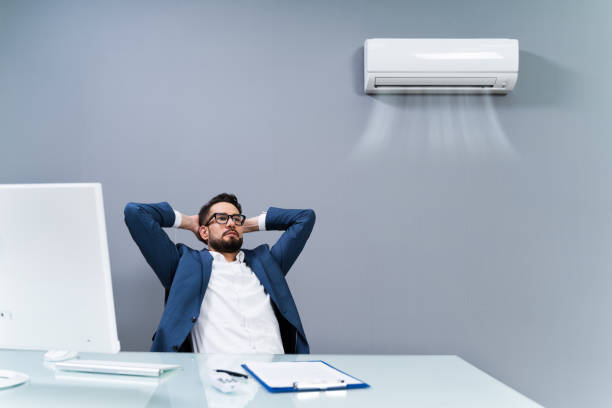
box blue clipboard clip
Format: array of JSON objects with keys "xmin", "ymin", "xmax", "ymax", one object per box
[{"xmin": 293, "ymin": 379, "xmax": 346, "ymax": 391}]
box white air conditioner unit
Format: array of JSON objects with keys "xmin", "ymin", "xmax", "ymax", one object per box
[{"xmin": 364, "ymin": 38, "xmax": 519, "ymax": 94}]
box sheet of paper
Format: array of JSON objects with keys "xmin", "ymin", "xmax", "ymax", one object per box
[{"xmin": 243, "ymin": 361, "xmax": 363, "ymax": 388}]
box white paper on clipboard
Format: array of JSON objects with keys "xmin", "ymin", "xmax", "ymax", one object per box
[{"xmin": 242, "ymin": 361, "xmax": 364, "ymax": 389}]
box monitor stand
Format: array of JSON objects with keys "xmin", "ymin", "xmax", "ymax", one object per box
[
  {"xmin": 43, "ymin": 350, "xmax": 79, "ymax": 362},
  {"xmin": 0, "ymin": 370, "xmax": 29, "ymax": 390}
]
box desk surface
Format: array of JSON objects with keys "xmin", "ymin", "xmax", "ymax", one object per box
[{"xmin": 0, "ymin": 351, "xmax": 541, "ymax": 407}]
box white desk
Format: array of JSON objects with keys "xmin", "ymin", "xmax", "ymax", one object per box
[{"xmin": 0, "ymin": 351, "xmax": 542, "ymax": 407}]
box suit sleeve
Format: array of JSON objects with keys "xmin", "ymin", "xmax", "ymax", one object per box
[
  {"xmin": 265, "ymin": 207, "xmax": 316, "ymax": 276},
  {"xmin": 124, "ymin": 202, "xmax": 180, "ymax": 289}
]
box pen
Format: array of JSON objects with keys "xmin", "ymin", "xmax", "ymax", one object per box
[{"xmin": 215, "ymin": 369, "xmax": 249, "ymax": 379}]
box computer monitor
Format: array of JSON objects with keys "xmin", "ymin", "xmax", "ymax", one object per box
[{"xmin": 0, "ymin": 183, "xmax": 120, "ymax": 354}]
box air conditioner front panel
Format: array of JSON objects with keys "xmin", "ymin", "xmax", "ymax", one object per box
[{"xmin": 365, "ymin": 38, "xmax": 519, "ymax": 73}]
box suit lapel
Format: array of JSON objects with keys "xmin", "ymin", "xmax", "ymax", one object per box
[
  {"xmin": 243, "ymin": 250, "xmax": 277, "ymax": 304},
  {"xmin": 198, "ymin": 250, "xmax": 213, "ymax": 302}
]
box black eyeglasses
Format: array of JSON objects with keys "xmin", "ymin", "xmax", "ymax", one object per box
[{"xmin": 205, "ymin": 213, "xmax": 246, "ymax": 226}]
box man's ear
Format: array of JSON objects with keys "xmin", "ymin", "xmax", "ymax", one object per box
[{"xmin": 199, "ymin": 225, "xmax": 208, "ymax": 242}]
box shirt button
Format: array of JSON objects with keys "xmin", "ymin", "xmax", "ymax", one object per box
[{"xmin": 191, "ymin": 316, "xmax": 197, "ymax": 323}]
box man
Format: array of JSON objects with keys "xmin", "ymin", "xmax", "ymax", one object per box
[{"xmin": 124, "ymin": 193, "xmax": 315, "ymax": 354}]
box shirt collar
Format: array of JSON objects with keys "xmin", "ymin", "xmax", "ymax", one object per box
[{"xmin": 209, "ymin": 249, "xmax": 244, "ymax": 263}]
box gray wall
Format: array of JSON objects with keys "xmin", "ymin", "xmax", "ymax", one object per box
[{"xmin": 1, "ymin": 1, "xmax": 611, "ymax": 406}]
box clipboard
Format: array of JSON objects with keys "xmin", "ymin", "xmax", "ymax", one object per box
[{"xmin": 241, "ymin": 360, "xmax": 370, "ymax": 393}]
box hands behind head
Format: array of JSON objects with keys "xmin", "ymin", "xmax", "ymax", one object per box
[{"xmin": 188, "ymin": 213, "xmax": 258, "ymax": 244}]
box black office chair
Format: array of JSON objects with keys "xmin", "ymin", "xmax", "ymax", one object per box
[{"xmin": 150, "ymin": 288, "xmax": 193, "ymax": 352}]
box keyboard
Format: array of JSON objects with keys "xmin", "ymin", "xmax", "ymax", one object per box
[{"xmin": 55, "ymin": 359, "xmax": 180, "ymax": 377}]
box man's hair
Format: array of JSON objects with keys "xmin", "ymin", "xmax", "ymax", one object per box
[{"xmin": 198, "ymin": 193, "xmax": 242, "ymax": 227}]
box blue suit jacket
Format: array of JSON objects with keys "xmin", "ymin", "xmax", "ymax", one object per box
[{"xmin": 124, "ymin": 202, "xmax": 315, "ymax": 353}]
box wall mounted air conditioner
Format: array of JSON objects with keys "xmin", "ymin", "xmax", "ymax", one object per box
[{"xmin": 364, "ymin": 38, "xmax": 519, "ymax": 94}]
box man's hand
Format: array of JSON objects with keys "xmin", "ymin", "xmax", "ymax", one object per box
[
  {"xmin": 178, "ymin": 214, "xmax": 201, "ymax": 241},
  {"xmin": 241, "ymin": 217, "xmax": 260, "ymax": 234}
]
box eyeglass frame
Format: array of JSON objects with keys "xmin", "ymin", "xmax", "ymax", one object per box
[{"xmin": 205, "ymin": 212, "xmax": 247, "ymax": 226}]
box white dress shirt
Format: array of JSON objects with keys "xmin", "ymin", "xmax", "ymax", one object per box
[{"xmin": 172, "ymin": 210, "xmax": 284, "ymax": 354}]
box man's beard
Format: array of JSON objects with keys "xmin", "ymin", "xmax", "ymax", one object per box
[{"xmin": 208, "ymin": 234, "xmax": 243, "ymax": 253}]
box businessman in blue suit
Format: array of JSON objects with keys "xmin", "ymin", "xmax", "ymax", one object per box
[{"xmin": 124, "ymin": 193, "xmax": 315, "ymax": 354}]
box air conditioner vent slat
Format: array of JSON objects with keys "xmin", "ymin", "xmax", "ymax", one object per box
[
  {"xmin": 374, "ymin": 77, "xmax": 497, "ymax": 87},
  {"xmin": 376, "ymin": 85, "xmax": 495, "ymax": 88}
]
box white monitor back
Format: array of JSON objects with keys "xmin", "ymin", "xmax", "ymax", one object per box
[{"xmin": 0, "ymin": 183, "xmax": 120, "ymax": 352}]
